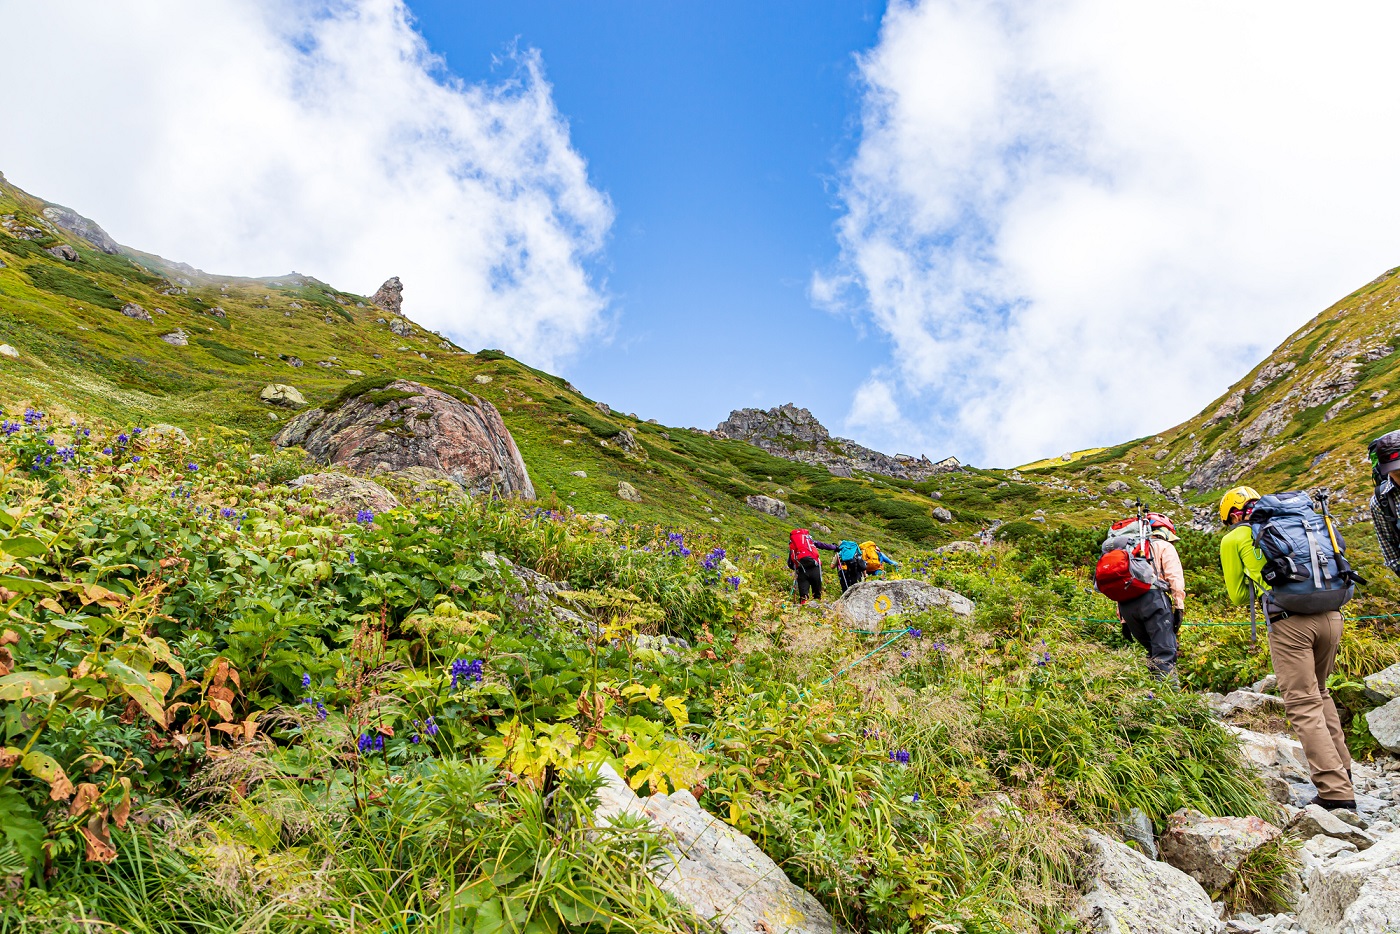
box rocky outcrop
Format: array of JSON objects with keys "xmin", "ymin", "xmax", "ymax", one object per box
[
  {"xmin": 260, "ymin": 384, "xmax": 306, "ymax": 408},
  {"xmin": 160, "ymin": 330, "xmax": 188, "ymax": 347},
  {"xmin": 46, "ymin": 243, "xmax": 78, "ymax": 261},
  {"xmin": 616, "ymin": 481, "xmax": 642, "ymax": 503},
  {"xmin": 120, "ymin": 302, "xmax": 152, "ymax": 322},
  {"xmin": 714, "ymin": 404, "xmax": 962, "ymax": 481},
  {"xmin": 834, "ymin": 579, "xmax": 974, "ymax": 627},
  {"xmin": 933, "ymin": 506, "xmax": 953, "ymax": 522},
  {"xmin": 1076, "ymin": 830, "xmax": 1223, "ymax": 933},
  {"xmin": 744, "ymin": 494, "xmax": 787, "ymax": 518},
  {"xmin": 40, "ymin": 204, "xmax": 120, "ymax": 254},
  {"xmin": 389, "ymin": 318, "xmax": 411, "ymax": 337},
  {"xmin": 1159, "ymin": 809, "xmax": 1282, "ymax": 894},
  {"xmin": 287, "ymin": 473, "xmax": 401, "ymax": 518},
  {"xmin": 274, "ymin": 380, "xmax": 534, "ymax": 499},
  {"xmin": 593, "ymin": 763, "xmax": 846, "ymax": 934},
  {"xmin": 0, "ymin": 344, "xmax": 19, "ymax": 359},
  {"xmin": 371, "ymin": 276, "xmax": 403, "ymax": 314}
]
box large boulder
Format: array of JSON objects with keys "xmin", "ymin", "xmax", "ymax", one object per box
[
  {"xmin": 120, "ymin": 302, "xmax": 152, "ymax": 322},
  {"xmin": 594, "ymin": 764, "xmax": 846, "ymax": 934},
  {"xmin": 744, "ymin": 494, "xmax": 787, "ymax": 518},
  {"xmin": 616, "ymin": 481, "xmax": 642, "ymax": 503},
  {"xmin": 1296, "ymin": 835, "xmax": 1400, "ymax": 934},
  {"xmin": 1076, "ymin": 830, "xmax": 1222, "ymax": 933},
  {"xmin": 260, "ymin": 384, "xmax": 306, "ymax": 407},
  {"xmin": 1159, "ymin": 809, "xmax": 1282, "ymax": 894},
  {"xmin": 288, "ymin": 473, "xmax": 400, "ymax": 518},
  {"xmin": 274, "ymin": 380, "xmax": 535, "ymax": 499},
  {"xmin": 834, "ymin": 579, "xmax": 974, "ymax": 627}
]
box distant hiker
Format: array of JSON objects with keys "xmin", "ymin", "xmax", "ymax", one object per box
[
  {"xmin": 1094, "ymin": 509, "xmax": 1177, "ymax": 679},
  {"xmin": 1146, "ymin": 513, "xmax": 1186, "ymax": 635},
  {"xmin": 1368, "ymin": 430, "xmax": 1400, "ymax": 576},
  {"xmin": 858, "ymin": 540, "xmax": 898, "ymax": 577},
  {"xmin": 788, "ymin": 528, "xmax": 838, "ymax": 603},
  {"xmin": 835, "ymin": 539, "xmax": 866, "ymax": 592},
  {"xmin": 1219, "ymin": 485, "xmax": 1362, "ymax": 810}
]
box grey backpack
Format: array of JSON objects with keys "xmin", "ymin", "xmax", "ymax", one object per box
[{"xmin": 1249, "ymin": 492, "xmax": 1360, "ymax": 614}]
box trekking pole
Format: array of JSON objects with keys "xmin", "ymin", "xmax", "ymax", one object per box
[
  {"xmin": 1248, "ymin": 580, "xmax": 1258, "ymax": 651},
  {"xmin": 1317, "ymin": 490, "xmax": 1343, "ymax": 555}
]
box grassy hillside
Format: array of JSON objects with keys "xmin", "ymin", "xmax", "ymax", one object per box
[
  {"xmin": 1020, "ymin": 266, "xmax": 1400, "ymax": 526},
  {"xmin": 0, "ymin": 173, "xmax": 1053, "ymax": 557}
]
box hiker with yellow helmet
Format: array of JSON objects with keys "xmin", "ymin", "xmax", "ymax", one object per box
[{"xmin": 1218, "ymin": 485, "xmax": 1358, "ymax": 810}]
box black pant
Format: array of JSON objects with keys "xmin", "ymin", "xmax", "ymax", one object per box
[
  {"xmin": 838, "ymin": 561, "xmax": 865, "ymax": 592},
  {"xmin": 1120, "ymin": 588, "xmax": 1178, "ymax": 677},
  {"xmin": 795, "ymin": 557, "xmax": 822, "ymax": 601}
]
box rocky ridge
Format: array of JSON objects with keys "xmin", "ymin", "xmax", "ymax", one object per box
[{"xmin": 714, "ymin": 403, "xmax": 962, "ymax": 481}]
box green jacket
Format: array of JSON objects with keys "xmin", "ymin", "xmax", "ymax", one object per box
[{"xmin": 1220, "ymin": 523, "xmax": 1268, "ymax": 606}]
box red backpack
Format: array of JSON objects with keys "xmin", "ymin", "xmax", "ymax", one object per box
[
  {"xmin": 789, "ymin": 529, "xmax": 818, "ymax": 563},
  {"xmin": 1093, "ymin": 518, "xmax": 1159, "ymax": 602}
]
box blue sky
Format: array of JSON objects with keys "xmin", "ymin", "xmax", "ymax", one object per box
[
  {"xmin": 7, "ymin": 1, "xmax": 1400, "ymax": 466},
  {"xmin": 408, "ymin": 0, "xmax": 889, "ymax": 437}
]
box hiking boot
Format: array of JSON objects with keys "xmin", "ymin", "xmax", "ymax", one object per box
[{"xmin": 1307, "ymin": 795, "xmax": 1357, "ymax": 811}]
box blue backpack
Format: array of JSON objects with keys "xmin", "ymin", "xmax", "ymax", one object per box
[
  {"xmin": 837, "ymin": 540, "xmax": 861, "ymax": 563},
  {"xmin": 1249, "ymin": 492, "xmax": 1359, "ymax": 614}
]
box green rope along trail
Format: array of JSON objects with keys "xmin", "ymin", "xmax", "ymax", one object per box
[{"xmin": 1064, "ymin": 612, "xmax": 1400, "ymax": 628}]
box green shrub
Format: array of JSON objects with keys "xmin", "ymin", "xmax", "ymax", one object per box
[
  {"xmin": 192, "ymin": 337, "xmax": 253, "ymax": 366},
  {"xmin": 22, "ymin": 262, "xmax": 122, "ymax": 310}
]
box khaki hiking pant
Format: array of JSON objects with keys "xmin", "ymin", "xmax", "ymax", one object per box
[{"xmin": 1268, "ymin": 610, "xmax": 1354, "ymax": 801}]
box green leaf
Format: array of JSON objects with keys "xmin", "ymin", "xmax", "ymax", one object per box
[
  {"xmin": 0, "ymin": 575, "xmax": 55, "ymax": 594},
  {"xmin": 471, "ymin": 898, "xmax": 509, "ymax": 934},
  {"xmin": 0, "ymin": 536, "xmax": 47, "ymax": 558},
  {"xmin": 0, "ymin": 671, "xmax": 71, "ymax": 700}
]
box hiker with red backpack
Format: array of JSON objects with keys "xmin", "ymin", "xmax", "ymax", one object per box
[
  {"xmin": 1094, "ymin": 504, "xmax": 1179, "ymax": 679},
  {"xmin": 1218, "ymin": 485, "xmax": 1365, "ymax": 811},
  {"xmin": 787, "ymin": 528, "xmax": 838, "ymax": 603}
]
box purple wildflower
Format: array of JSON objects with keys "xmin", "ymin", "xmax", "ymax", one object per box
[
  {"xmin": 889, "ymin": 749, "xmax": 911, "ymax": 765},
  {"xmin": 220, "ymin": 507, "xmax": 237, "ymax": 520},
  {"xmin": 355, "ymin": 509, "xmax": 374, "ymax": 525},
  {"xmin": 450, "ymin": 658, "xmax": 484, "ymax": 689},
  {"xmin": 425, "ymin": 716, "xmax": 439, "ymax": 737},
  {"xmin": 302, "ymin": 672, "xmax": 312, "ymax": 688}
]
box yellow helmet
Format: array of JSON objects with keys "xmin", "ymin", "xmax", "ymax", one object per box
[{"xmin": 1218, "ymin": 486, "xmax": 1262, "ymax": 523}]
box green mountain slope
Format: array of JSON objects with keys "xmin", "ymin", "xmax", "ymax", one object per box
[
  {"xmin": 1021, "ymin": 266, "xmax": 1400, "ymax": 529},
  {"xmin": 0, "ymin": 172, "xmax": 1054, "ymax": 553}
]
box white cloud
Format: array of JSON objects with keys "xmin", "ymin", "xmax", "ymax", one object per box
[
  {"xmin": 823, "ymin": 0, "xmax": 1400, "ymax": 466},
  {"xmin": 0, "ymin": 0, "xmax": 612, "ymax": 368}
]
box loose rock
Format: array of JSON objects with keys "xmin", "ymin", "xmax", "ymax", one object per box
[
  {"xmin": 287, "ymin": 473, "xmax": 400, "ymax": 518},
  {"xmin": 1160, "ymin": 809, "xmax": 1282, "ymax": 894},
  {"xmin": 932, "ymin": 506, "xmax": 954, "ymax": 522},
  {"xmin": 160, "ymin": 330, "xmax": 188, "ymax": 347},
  {"xmin": 593, "ymin": 764, "xmax": 847, "ymax": 934},
  {"xmin": 1363, "ymin": 662, "xmax": 1400, "ymax": 703},
  {"xmin": 1287, "ymin": 805, "xmax": 1376, "ymax": 850},
  {"xmin": 120, "ymin": 302, "xmax": 152, "ymax": 322},
  {"xmin": 1076, "ymin": 829, "xmax": 1223, "ymax": 933},
  {"xmin": 745, "ymin": 494, "xmax": 788, "ymax": 518},
  {"xmin": 1365, "ymin": 698, "xmax": 1400, "ymax": 753},
  {"xmin": 616, "ymin": 481, "xmax": 642, "ymax": 503},
  {"xmin": 0, "ymin": 344, "xmax": 18, "ymax": 359},
  {"xmin": 835, "ymin": 579, "xmax": 974, "ymax": 628},
  {"xmin": 260, "ymin": 384, "xmax": 306, "ymax": 408},
  {"xmin": 45, "ymin": 243, "xmax": 78, "ymax": 261},
  {"xmin": 1296, "ymin": 835, "xmax": 1400, "ymax": 934}
]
